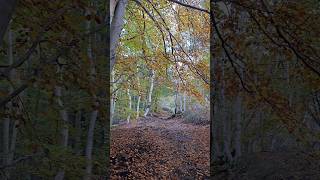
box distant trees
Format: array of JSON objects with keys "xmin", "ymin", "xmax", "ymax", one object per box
[
  {"xmin": 110, "ymin": 0, "xmax": 210, "ymax": 125},
  {"xmin": 0, "ymin": 0, "xmax": 108, "ymax": 179},
  {"xmin": 210, "ymin": 0, "xmax": 320, "ymax": 174}
]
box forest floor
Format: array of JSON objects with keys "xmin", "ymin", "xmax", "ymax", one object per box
[{"xmin": 110, "ymin": 113, "xmax": 210, "ymax": 179}]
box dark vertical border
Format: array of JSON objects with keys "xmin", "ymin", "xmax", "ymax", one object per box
[
  {"xmin": 105, "ymin": 0, "xmax": 111, "ymax": 179},
  {"xmin": 209, "ymin": 0, "xmax": 214, "ymax": 177}
]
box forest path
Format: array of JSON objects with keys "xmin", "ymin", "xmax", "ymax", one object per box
[{"xmin": 110, "ymin": 114, "xmax": 210, "ymax": 179}]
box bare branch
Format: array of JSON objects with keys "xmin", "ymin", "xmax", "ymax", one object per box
[
  {"xmin": 0, "ymin": 84, "xmax": 29, "ymax": 108},
  {"xmin": 167, "ymin": 0, "xmax": 209, "ymax": 14}
]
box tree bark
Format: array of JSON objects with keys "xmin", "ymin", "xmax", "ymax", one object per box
[
  {"xmin": 174, "ymin": 78, "xmax": 179, "ymax": 114},
  {"xmin": 136, "ymin": 67, "xmax": 141, "ymax": 119},
  {"xmin": 136, "ymin": 95, "xmax": 141, "ymax": 119},
  {"xmin": 183, "ymin": 91, "xmax": 186, "ymax": 112},
  {"xmin": 2, "ymin": 116, "xmax": 10, "ymax": 179},
  {"xmin": 84, "ymin": 108, "xmax": 98, "ymax": 180},
  {"xmin": 179, "ymin": 93, "xmax": 183, "ymax": 112},
  {"xmin": 221, "ymin": 63, "xmax": 232, "ymax": 162},
  {"xmin": 127, "ymin": 88, "xmax": 132, "ymax": 123},
  {"xmin": 110, "ymin": 70, "xmax": 117, "ymax": 125},
  {"xmin": 1, "ymin": 25, "xmax": 18, "ymax": 179},
  {"xmin": 110, "ymin": 0, "xmax": 128, "ymax": 71},
  {"xmin": 5, "ymin": 27, "xmax": 17, "ymax": 179},
  {"xmin": 0, "ymin": 0, "xmax": 17, "ymax": 46},
  {"xmin": 84, "ymin": 13, "xmax": 99, "ymax": 179},
  {"xmin": 234, "ymin": 87, "xmax": 242, "ymax": 160},
  {"xmin": 74, "ymin": 110, "xmax": 82, "ymax": 155},
  {"xmin": 144, "ymin": 70, "xmax": 155, "ymax": 117},
  {"xmin": 54, "ymin": 84, "xmax": 69, "ymax": 180},
  {"xmin": 110, "ymin": 0, "xmax": 119, "ymax": 23}
]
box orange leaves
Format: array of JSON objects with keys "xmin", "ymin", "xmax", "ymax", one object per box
[
  {"xmin": 110, "ymin": 117, "xmax": 209, "ymax": 179},
  {"xmin": 113, "ymin": 0, "xmax": 210, "ymax": 112}
]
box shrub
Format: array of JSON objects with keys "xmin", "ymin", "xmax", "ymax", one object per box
[{"xmin": 183, "ymin": 104, "xmax": 209, "ymax": 125}]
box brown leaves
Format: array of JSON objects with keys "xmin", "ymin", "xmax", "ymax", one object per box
[{"xmin": 110, "ymin": 117, "xmax": 210, "ymax": 179}]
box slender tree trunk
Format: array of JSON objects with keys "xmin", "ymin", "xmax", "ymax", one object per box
[
  {"xmin": 113, "ymin": 91, "xmax": 117, "ymax": 117},
  {"xmin": 8, "ymin": 120, "xmax": 17, "ymax": 161},
  {"xmin": 2, "ymin": 116, "xmax": 10, "ymax": 179},
  {"xmin": 75, "ymin": 110, "xmax": 82, "ymax": 155},
  {"xmin": 53, "ymin": 83, "xmax": 69, "ymax": 180},
  {"xmin": 0, "ymin": 0, "xmax": 17, "ymax": 45},
  {"xmin": 84, "ymin": 13, "xmax": 99, "ymax": 179},
  {"xmin": 179, "ymin": 93, "xmax": 183, "ymax": 112},
  {"xmin": 136, "ymin": 67, "xmax": 141, "ymax": 119},
  {"xmin": 144, "ymin": 70, "xmax": 155, "ymax": 117},
  {"xmin": 54, "ymin": 82, "xmax": 69, "ymax": 180},
  {"xmin": 2, "ymin": 25, "xmax": 14, "ymax": 179},
  {"xmin": 174, "ymin": 79, "xmax": 179, "ymax": 114},
  {"xmin": 183, "ymin": 91, "xmax": 186, "ymax": 112},
  {"xmin": 84, "ymin": 108, "xmax": 98, "ymax": 180},
  {"xmin": 127, "ymin": 88, "xmax": 132, "ymax": 123},
  {"xmin": 285, "ymin": 61, "xmax": 293, "ymax": 107},
  {"xmin": 111, "ymin": 70, "xmax": 116, "ymax": 125},
  {"xmin": 136, "ymin": 95, "xmax": 141, "ymax": 119}
]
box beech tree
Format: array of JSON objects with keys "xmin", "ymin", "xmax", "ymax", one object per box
[
  {"xmin": 0, "ymin": 0, "xmax": 109, "ymax": 179},
  {"xmin": 210, "ymin": 1, "xmax": 320, "ymax": 177}
]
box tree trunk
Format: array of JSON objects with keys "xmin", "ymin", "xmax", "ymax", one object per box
[
  {"xmin": 2, "ymin": 25, "xmax": 14, "ymax": 179},
  {"xmin": 110, "ymin": 0, "xmax": 119, "ymax": 23},
  {"xmin": 183, "ymin": 91, "xmax": 186, "ymax": 112},
  {"xmin": 136, "ymin": 95, "xmax": 141, "ymax": 119},
  {"xmin": 84, "ymin": 13, "xmax": 99, "ymax": 179},
  {"xmin": 144, "ymin": 70, "xmax": 155, "ymax": 117},
  {"xmin": 84, "ymin": 108, "xmax": 98, "ymax": 180},
  {"xmin": 2, "ymin": 116, "xmax": 10, "ymax": 179},
  {"xmin": 222, "ymin": 62, "xmax": 232, "ymax": 161},
  {"xmin": 54, "ymin": 84, "xmax": 69, "ymax": 180},
  {"xmin": 234, "ymin": 89, "xmax": 242, "ymax": 160},
  {"xmin": 174, "ymin": 79, "xmax": 179, "ymax": 114},
  {"xmin": 212, "ymin": 56, "xmax": 232, "ymax": 162},
  {"xmin": 136, "ymin": 67, "xmax": 141, "ymax": 119},
  {"xmin": 127, "ymin": 88, "xmax": 132, "ymax": 123},
  {"xmin": 74, "ymin": 110, "xmax": 82, "ymax": 155},
  {"xmin": 0, "ymin": 0, "xmax": 17, "ymax": 45},
  {"xmin": 179, "ymin": 93, "xmax": 183, "ymax": 112},
  {"xmin": 111, "ymin": 70, "xmax": 116, "ymax": 125},
  {"xmin": 223, "ymin": 115, "xmax": 232, "ymax": 162},
  {"xmin": 8, "ymin": 120, "xmax": 17, "ymax": 161},
  {"xmin": 110, "ymin": 0, "xmax": 128, "ymax": 71}
]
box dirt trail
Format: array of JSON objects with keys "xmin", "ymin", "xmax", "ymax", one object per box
[{"xmin": 110, "ymin": 115, "xmax": 210, "ymax": 179}]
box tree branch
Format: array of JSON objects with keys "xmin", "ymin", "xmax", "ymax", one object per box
[
  {"xmin": 167, "ymin": 0, "xmax": 209, "ymax": 14},
  {"xmin": 0, "ymin": 84, "xmax": 29, "ymax": 108}
]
